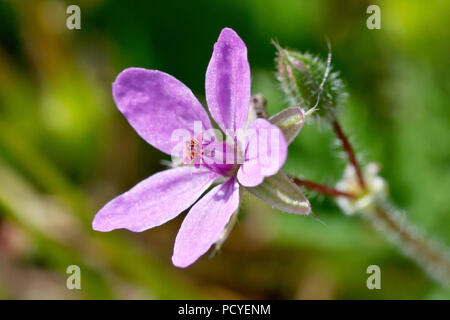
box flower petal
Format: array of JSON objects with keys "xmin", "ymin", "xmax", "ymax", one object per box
[
  {"xmin": 92, "ymin": 166, "xmax": 217, "ymax": 232},
  {"xmin": 236, "ymin": 159, "xmax": 264, "ymax": 187},
  {"xmin": 237, "ymin": 118, "xmax": 287, "ymax": 187},
  {"xmin": 269, "ymin": 107, "xmax": 305, "ymax": 145},
  {"xmin": 246, "ymin": 171, "xmax": 310, "ymax": 215},
  {"xmin": 205, "ymin": 28, "xmax": 251, "ymax": 133},
  {"xmin": 172, "ymin": 178, "xmax": 240, "ymax": 268},
  {"xmin": 113, "ymin": 68, "xmax": 212, "ymax": 155}
]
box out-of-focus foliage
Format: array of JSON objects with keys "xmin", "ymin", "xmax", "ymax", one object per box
[{"xmin": 0, "ymin": 0, "xmax": 449, "ymax": 299}]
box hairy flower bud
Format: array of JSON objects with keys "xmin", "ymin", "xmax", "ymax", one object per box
[{"xmin": 275, "ymin": 43, "xmax": 346, "ymax": 120}]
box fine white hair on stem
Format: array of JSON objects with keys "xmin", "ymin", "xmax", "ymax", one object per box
[{"xmin": 367, "ymin": 200, "xmax": 450, "ymax": 287}]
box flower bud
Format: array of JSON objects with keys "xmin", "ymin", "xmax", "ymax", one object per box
[{"xmin": 275, "ymin": 43, "xmax": 346, "ymax": 120}]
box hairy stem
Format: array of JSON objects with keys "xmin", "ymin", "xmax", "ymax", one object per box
[
  {"xmin": 368, "ymin": 200, "xmax": 450, "ymax": 286},
  {"xmin": 253, "ymin": 92, "xmax": 449, "ymax": 285},
  {"xmin": 329, "ymin": 118, "xmax": 450, "ymax": 285},
  {"xmin": 290, "ymin": 176, "xmax": 355, "ymax": 199},
  {"xmin": 331, "ymin": 119, "xmax": 366, "ymax": 189}
]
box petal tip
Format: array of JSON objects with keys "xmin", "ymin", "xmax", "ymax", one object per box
[
  {"xmin": 92, "ymin": 215, "xmax": 111, "ymax": 232},
  {"xmin": 219, "ymin": 27, "xmax": 238, "ymax": 37},
  {"xmin": 171, "ymin": 255, "xmax": 191, "ymax": 269},
  {"xmin": 237, "ymin": 166, "xmax": 264, "ymax": 188},
  {"xmin": 113, "ymin": 67, "xmax": 146, "ymax": 85},
  {"xmin": 216, "ymin": 27, "xmax": 246, "ymax": 49}
]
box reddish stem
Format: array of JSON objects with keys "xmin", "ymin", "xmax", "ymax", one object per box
[
  {"xmin": 291, "ymin": 177, "xmax": 356, "ymax": 199},
  {"xmin": 331, "ymin": 119, "xmax": 366, "ymax": 189}
]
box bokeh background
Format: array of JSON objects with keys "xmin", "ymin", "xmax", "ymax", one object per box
[{"xmin": 0, "ymin": 0, "xmax": 449, "ymax": 299}]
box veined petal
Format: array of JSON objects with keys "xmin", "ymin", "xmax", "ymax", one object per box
[
  {"xmin": 246, "ymin": 171, "xmax": 310, "ymax": 215},
  {"xmin": 92, "ymin": 166, "xmax": 217, "ymax": 232},
  {"xmin": 237, "ymin": 118, "xmax": 287, "ymax": 187},
  {"xmin": 172, "ymin": 178, "xmax": 240, "ymax": 268},
  {"xmin": 205, "ymin": 28, "xmax": 251, "ymax": 133},
  {"xmin": 269, "ymin": 107, "xmax": 305, "ymax": 145},
  {"xmin": 113, "ymin": 68, "xmax": 212, "ymax": 155}
]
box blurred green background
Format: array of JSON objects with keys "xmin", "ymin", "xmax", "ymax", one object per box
[{"xmin": 0, "ymin": 0, "xmax": 449, "ymax": 299}]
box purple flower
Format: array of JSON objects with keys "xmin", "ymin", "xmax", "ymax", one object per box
[{"xmin": 92, "ymin": 28, "xmax": 309, "ymax": 268}]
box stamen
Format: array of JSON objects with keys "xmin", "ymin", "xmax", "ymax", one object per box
[{"xmin": 184, "ymin": 136, "xmax": 216, "ymax": 166}]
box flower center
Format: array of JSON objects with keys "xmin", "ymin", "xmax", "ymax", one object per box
[
  {"xmin": 185, "ymin": 138, "xmax": 201, "ymax": 162},
  {"xmin": 183, "ymin": 135, "xmax": 216, "ymax": 167},
  {"xmin": 183, "ymin": 135, "xmax": 240, "ymax": 176}
]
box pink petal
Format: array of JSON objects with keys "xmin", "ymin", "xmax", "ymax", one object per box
[
  {"xmin": 237, "ymin": 118, "xmax": 288, "ymax": 187},
  {"xmin": 172, "ymin": 178, "xmax": 240, "ymax": 268},
  {"xmin": 92, "ymin": 166, "xmax": 217, "ymax": 232},
  {"xmin": 236, "ymin": 159, "xmax": 264, "ymax": 187},
  {"xmin": 205, "ymin": 28, "xmax": 251, "ymax": 133},
  {"xmin": 113, "ymin": 68, "xmax": 212, "ymax": 155}
]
